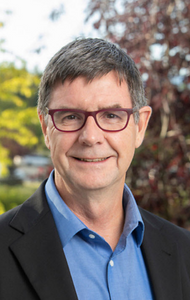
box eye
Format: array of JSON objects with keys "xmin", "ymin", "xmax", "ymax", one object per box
[
  {"xmin": 65, "ymin": 114, "xmax": 78, "ymax": 120},
  {"xmin": 100, "ymin": 111, "xmax": 121, "ymax": 120},
  {"xmin": 97, "ymin": 110, "xmax": 127, "ymax": 124},
  {"xmin": 106, "ymin": 112, "xmax": 120, "ymax": 119},
  {"xmin": 54, "ymin": 111, "xmax": 84, "ymax": 124},
  {"xmin": 62, "ymin": 113, "xmax": 84, "ymax": 123}
]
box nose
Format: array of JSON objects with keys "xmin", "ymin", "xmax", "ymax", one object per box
[{"xmin": 78, "ymin": 116, "xmax": 105, "ymax": 146}]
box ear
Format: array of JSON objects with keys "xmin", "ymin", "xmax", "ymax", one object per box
[
  {"xmin": 135, "ymin": 106, "xmax": 152, "ymax": 148},
  {"xmin": 38, "ymin": 111, "xmax": 50, "ymax": 150}
]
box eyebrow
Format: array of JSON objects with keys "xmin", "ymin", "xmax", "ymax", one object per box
[
  {"xmin": 50, "ymin": 104, "xmax": 124, "ymax": 110},
  {"xmin": 101, "ymin": 104, "xmax": 123, "ymax": 109}
]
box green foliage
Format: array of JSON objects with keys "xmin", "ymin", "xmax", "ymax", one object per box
[
  {"xmin": 0, "ymin": 182, "xmax": 40, "ymax": 214},
  {"xmin": 0, "ymin": 62, "xmax": 42, "ymax": 169},
  {"xmin": 0, "ymin": 108, "xmax": 39, "ymax": 146}
]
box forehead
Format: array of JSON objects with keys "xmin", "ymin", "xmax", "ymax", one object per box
[{"xmin": 50, "ymin": 71, "xmax": 132, "ymax": 109}]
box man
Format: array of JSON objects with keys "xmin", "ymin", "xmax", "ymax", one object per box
[{"xmin": 0, "ymin": 38, "xmax": 190, "ymax": 300}]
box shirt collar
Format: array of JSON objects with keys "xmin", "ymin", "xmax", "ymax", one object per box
[
  {"xmin": 45, "ymin": 171, "xmax": 86, "ymax": 248},
  {"xmin": 123, "ymin": 184, "xmax": 144, "ymax": 247},
  {"xmin": 45, "ymin": 170, "xmax": 144, "ymax": 249}
]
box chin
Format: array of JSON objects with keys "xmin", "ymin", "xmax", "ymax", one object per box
[{"xmin": 76, "ymin": 178, "xmax": 115, "ymax": 192}]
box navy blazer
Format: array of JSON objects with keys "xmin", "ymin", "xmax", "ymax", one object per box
[{"xmin": 0, "ymin": 181, "xmax": 190, "ymax": 300}]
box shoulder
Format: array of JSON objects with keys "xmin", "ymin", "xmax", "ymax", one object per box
[
  {"xmin": 0, "ymin": 180, "xmax": 48, "ymax": 235},
  {"xmin": 0, "ymin": 205, "xmax": 20, "ymax": 231},
  {"xmin": 139, "ymin": 207, "xmax": 190, "ymax": 243},
  {"xmin": 140, "ymin": 208, "xmax": 190, "ymax": 293}
]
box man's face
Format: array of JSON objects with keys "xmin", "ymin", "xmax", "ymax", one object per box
[{"xmin": 39, "ymin": 71, "xmax": 151, "ymax": 194}]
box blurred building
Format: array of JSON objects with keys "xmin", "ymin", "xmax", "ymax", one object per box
[{"xmin": 13, "ymin": 154, "xmax": 53, "ymax": 181}]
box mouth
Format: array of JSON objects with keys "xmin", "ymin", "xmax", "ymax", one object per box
[{"xmin": 74, "ymin": 157, "xmax": 109, "ymax": 162}]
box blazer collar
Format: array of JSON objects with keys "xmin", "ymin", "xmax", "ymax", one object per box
[
  {"xmin": 139, "ymin": 207, "xmax": 183, "ymax": 300},
  {"xmin": 9, "ymin": 181, "xmax": 78, "ymax": 300}
]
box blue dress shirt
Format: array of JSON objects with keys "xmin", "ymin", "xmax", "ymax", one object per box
[{"xmin": 45, "ymin": 171, "xmax": 153, "ymax": 300}]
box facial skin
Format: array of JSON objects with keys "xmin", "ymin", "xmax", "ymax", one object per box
[{"xmin": 39, "ymin": 71, "xmax": 151, "ymax": 200}]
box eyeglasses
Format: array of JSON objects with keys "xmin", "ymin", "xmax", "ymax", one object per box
[{"xmin": 45, "ymin": 107, "xmax": 138, "ymax": 133}]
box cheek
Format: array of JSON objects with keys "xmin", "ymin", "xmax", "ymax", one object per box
[
  {"xmin": 49, "ymin": 134, "xmax": 64, "ymax": 155},
  {"xmin": 48, "ymin": 131, "xmax": 77, "ymax": 159},
  {"xmin": 108, "ymin": 129, "xmax": 136, "ymax": 165},
  {"xmin": 45, "ymin": 134, "xmax": 50, "ymax": 150}
]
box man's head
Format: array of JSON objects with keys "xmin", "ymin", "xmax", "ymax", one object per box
[
  {"xmin": 38, "ymin": 38, "xmax": 146, "ymax": 123},
  {"xmin": 38, "ymin": 38, "xmax": 151, "ymax": 194}
]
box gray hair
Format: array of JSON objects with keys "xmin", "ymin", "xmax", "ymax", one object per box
[{"xmin": 38, "ymin": 38, "xmax": 147, "ymax": 122}]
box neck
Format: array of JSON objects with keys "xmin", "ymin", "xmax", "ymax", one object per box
[
  {"xmin": 70, "ymin": 196, "xmax": 125, "ymax": 251},
  {"xmin": 54, "ymin": 173, "xmax": 125, "ymax": 251}
]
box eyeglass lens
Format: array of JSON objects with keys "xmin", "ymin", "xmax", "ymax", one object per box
[{"xmin": 52, "ymin": 109, "xmax": 129, "ymax": 131}]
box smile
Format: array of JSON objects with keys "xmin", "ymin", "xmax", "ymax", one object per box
[{"xmin": 75, "ymin": 157, "xmax": 108, "ymax": 162}]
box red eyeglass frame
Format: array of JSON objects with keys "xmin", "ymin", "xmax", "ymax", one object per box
[{"xmin": 45, "ymin": 107, "xmax": 138, "ymax": 132}]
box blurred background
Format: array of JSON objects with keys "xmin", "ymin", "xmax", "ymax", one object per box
[{"xmin": 0, "ymin": 0, "xmax": 190, "ymax": 228}]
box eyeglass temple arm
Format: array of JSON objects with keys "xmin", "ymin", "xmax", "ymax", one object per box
[{"xmin": 45, "ymin": 107, "xmax": 49, "ymax": 115}]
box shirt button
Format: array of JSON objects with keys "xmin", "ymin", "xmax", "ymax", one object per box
[
  {"xmin": 110, "ymin": 260, "xmax": 114, "ymax": 267},
  {"xmin": 89, "ymin": 234, "xmax": 95, "ymax": 239}
]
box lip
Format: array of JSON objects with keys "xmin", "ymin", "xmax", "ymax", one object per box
[{"xmin": 73, "ymin": 157, "xmax": 110, "ymax": 162}]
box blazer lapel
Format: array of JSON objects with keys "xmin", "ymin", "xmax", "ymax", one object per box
[
  {"xmin": 140, "ymin": 208, "xmax": 183, "ymax": 300},
  {"xmin": 9, "ymin": 182, "xmax": 78, "ymax": 300}
]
